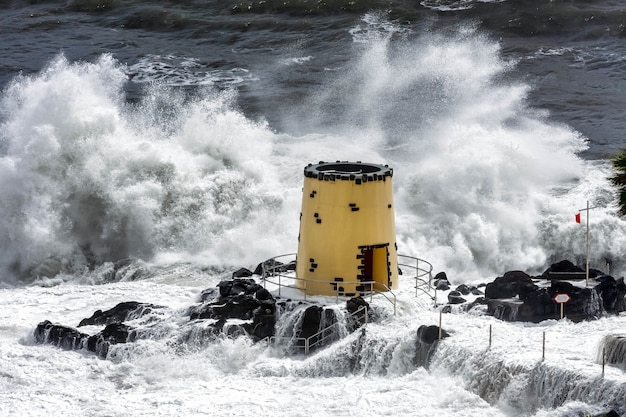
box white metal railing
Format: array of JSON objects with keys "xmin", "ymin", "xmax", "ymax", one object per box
[
  {"xmin": 397, "ymin": 254, "xmax": 437, "ymax": 304},
  {"xmin": 260, "ymin": 253, "xmax": 436, "ymax": 312},
  {"xmin": 269, "ymin": 305, "xmax": 368, "ymax": 354},
  {"xmin": 261, "ymin": 253, "xmax": 397, "ymax": 314}
]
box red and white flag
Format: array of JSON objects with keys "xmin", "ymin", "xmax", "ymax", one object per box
[{"xmin": 575, "ymin": 213, "xmax": 581, "ymax": 223}]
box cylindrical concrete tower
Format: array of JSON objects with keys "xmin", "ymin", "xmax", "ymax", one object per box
[{"xmin": 296, "ymin": 161, "xmax": 398, "ymax": 296}]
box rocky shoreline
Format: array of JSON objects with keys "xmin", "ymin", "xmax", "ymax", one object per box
[
  {"xmin": 437, "ymin": 260, "xmax": 626, "ymax": 323},
  {"xmin": 33, "ymin": 259, "xmax": 625, "ymax": 361},
  {"xmin": 33, "ymin": 269, "xmax": 371, "ymax": 359}
]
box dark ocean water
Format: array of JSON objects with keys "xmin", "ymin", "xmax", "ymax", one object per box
[{"xmin": 1, "ymin": 0, "xmax": 624, "ymax": 158}]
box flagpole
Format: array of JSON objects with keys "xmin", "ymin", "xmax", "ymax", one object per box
[
  {"xmin": 586, "ymin": 200, "xmax": 589, "ymax": 287},
  {"xmin": 577, "ymin": 201, "xmax": 593, "ymax": 287}
]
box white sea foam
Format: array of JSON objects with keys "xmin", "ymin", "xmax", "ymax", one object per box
[
  {"xmin": 420, "ymin": 0, "xmax": 507, "ymax": 12},
  {"xmin": 1, "ymin": 279, "xmax": 624, "ymax": 416},
  {"xmin": 349, "ymin": 12, "xmax": 411, "ymax": 43},
  {"xmin": 128, "ymin": 55, "xmax": 256, "ymax": 86},
  {"xmin": 280, "ymin": 56, "xmax": 313, "ymax": 66}
]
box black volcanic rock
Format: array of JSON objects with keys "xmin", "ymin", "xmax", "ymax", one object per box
[
  {"xmin": 86, "ymin": 322, "xmax": 132, "ymax": 357},
  {"xmin": 190, "ymin": 278, "xmax": 277, "ymax": 341},
  {"xmin": 293, "ymin": 305, "xmax": 340, "ymax": 352},
  {"xmin": 243, "ymin": 310, "xmax": 276, "ymax": 341},
  {"xmin": 417, "ymin": 324, "xmax": 450, "ymax": 344},
  {"xmin": 470, "ymin": 286, "xmax": 484, "ymax": 296},
  {"xmin": 298, "ymin": 305, "xmax": 324, "ymax": 339},
  {"xmin": 35, "ymin": 320, "xmax": 131, "ymax": 358},
  {"xmin": 346, "ymin": 296, "xmax": 369, "ymax": 314},
  {"xmin": 448, "ymin": 291, "xmax": 467, "ymax": 304},
  {"xmin": 255, "ymin": 287, "xmax": 273, "ymax": 301},
  {"xmin": 415, "ymin": 325, "xmax": 449, "ymax": 368},
  {"xmin": 434, "ymin": 271, "xmax": 448, "ymax": 282},
  {"xmin": 433, "ymin": 272, "xmax": 450, "ymax": 291},
  {"xmin": 489, "ymin": 280, "xmax": 597, "ymax": 323},
  {"xmin": 189, "ymin": 294, "xmax": 276, "ymax": 340},
  {"xmin": 35, "ymin": 320, "xmax": 87, "ymax": 351},
  {"xmin": 36, "ymin": 277, "xmax": 281, "ymax": 358},
  {"xmin": 455, "ymin": 284, "xmax": 471, "ymax": 295},
  {"xmin": 217, "ymin": 278, "xmax": 263, "ymax": 298},
  {"xmin": 485, "ymin": 271, "xmax": 538, "ymax": 300},
  {"xmin": 595, "ymin": 275, "xmax": 626, "ymax": 314},
  {"xmin": 544, "ymin": 260, "xmax": 583, "ymax": 274},
  {"xmin": 232, "ymin": 267, "xmax": 253, "ymax": 278},
  {"xmin": 257, "ymin": 259, "xmax": 297, "ymax": 274},
  {"xmin": 269, "ymin": 303, "xmax": 347, "ymax": 354},
  {"xmin": 487, "ymin": 267, "xmax": 625, "ymax": 323},
  {"xmin": 79, "ymin": 301, "xmax": 161, "ymax": 326},
  {"xmin": 205, "ymin": 295, "xmax": 266, "ymax": 320},
  {"xmin": 198, "ymin": 287, "xmax": 219, "ymax": 302},
  {"xmin": 465, "ymin": 297, "xmax": 489, "ymax": 312},
  {"xmin": 435, "ymin": 279, "xmax": 450, "ymax": 291},
  {"xmin": 346, "ymin": 296, "xmax": 370, "ymax": 328}
]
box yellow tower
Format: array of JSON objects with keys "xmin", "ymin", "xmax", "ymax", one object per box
[{"xmin": 296, "ymin": 161, "xmax": 398, "ymax": 296}]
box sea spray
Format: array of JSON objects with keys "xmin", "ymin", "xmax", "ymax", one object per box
[
  {"xmin": 0, "ymin": 55, "xmax": 291, "ymax": 282},
  {"xmin": 281, "ymin": 15, "xmax": 626, "ymax": 279},
  {"xmin": 2, "ymin": 20, "xmax": 626, "ymax": 285}
]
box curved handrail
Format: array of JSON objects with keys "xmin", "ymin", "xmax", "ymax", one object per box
[
  {"xmin": 261, "ymin": 254, "xmax": 396, "ymax": 310},
  {"xmin": 397, "ymin": 254, "xmax": 437, "ymax": 304},
  {"xmin": 260, "ymin": 253, "xmax": 434, "ymax": 311}
]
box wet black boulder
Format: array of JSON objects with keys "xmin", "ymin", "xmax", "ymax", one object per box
[
  {"xmin": 485, "ymin": 271, "xmax": 538, "ymax": 300},
  {"xmin": 415, "ymin": 325, "xmax": 449, "ymax": 368},
  {"xmin": 78, "ymin": 301, "xmax": 161, "ymax": 326},
  {"xmin": 190, "ymin": 278, "xmax": 277, "ymax": 341},
  {"xmin": 34, "ymin": 320, "xmax": 87, "ymax": 351},
  {"xmin": 34, "ymin": 320, "xmax": 131, "ymax": 358},
  {"xmin": 448, "ymin": 290, "xmax": 467, "ymax": 304},
  {"xmin": 86, "ymin": 322, "xmax": 132, "ymax": 357}
]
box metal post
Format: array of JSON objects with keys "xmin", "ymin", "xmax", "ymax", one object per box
[
  {"xmin": 438, "ymin": 310, "xmax": 443, "ymax": 340},
  {"xmin": 360, "ymin": 306, "xmax": 368, "ymax": 337},
  {"xmin": 542, "ymin": 331, "xmax": 546, "ymax": 361},
  {"xmin": 416, "ymin": 258, "xmax": 419, "ymax": 298},
  {"xmin": 262, "ymin": 268, "xmax": 266, "ymax": 289},
  {"xmin": 586, "ymin": 200, "xmax": 590, "ymax": 287},
  {"xmin": 489, "ymin": 325, "xmax": 492, "ymax": 348},
  {"xmin": 560, "ymin": 302, "xmax": 564, "ymax": 320}
]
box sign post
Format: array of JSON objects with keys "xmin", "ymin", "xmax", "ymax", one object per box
[{"xmin": 554, "ymin": 293, "xmax": 571, "ymax": 319}]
